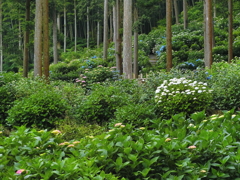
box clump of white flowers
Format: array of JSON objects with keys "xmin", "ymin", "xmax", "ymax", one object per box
[{"xmin": 155, "ymin": 77, "xmax": 213, "ymax": 117}]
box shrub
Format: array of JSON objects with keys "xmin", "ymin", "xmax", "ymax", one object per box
[
  {"xmin": 76, "ymin": 84, "xmax": 129, "ymax": 124},
  {"xmin": 6, "ymin": 89, "xmax": 68, "ymax": 129},
  {"xmin": 0, "ymin": 72, "xmax": 22, "ymax": 86},
  {"xmin": 155, "ymin": 77, "xmax": 213, "ymax": 117},
  {"xmin": 75, "ymin": 65, "xmax": 120, "ymax": 89},
  {"xmin": 207, "ymin": 61, "xmax": 240, "ymax": 110},
  {"xmin": 0, "ymin": 84, "xmax": 16, "ymax": 125}
]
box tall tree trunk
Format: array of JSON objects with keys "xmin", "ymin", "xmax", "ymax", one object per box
[
  {"xmin": 0, "ymin": 0, "xmax": 2, "ymax": 72},
  {"xmin": 133, "ymin": 5, "xmax": 138, "ymax": 79},
  {"xmin": 43, "ymin": 0, "xmax": 49, "ymax": 78},
  {"xmin": 87, "ymin": 6, "xmax": 90, "ymax": 48},
  {"xmin": 18, "ymin": 17, "xmax": 22, "ymax": 51},
  {"xmin": 23, "ymin": 0, "xmax": 31, "ymax": 77},
  {"xmin": 64, "ymin": 2, "xmax": 67, "ymax": 53},
  {"xmin": 103, "ymin": 0, "xmax": 108, "ymax": 60},
  {"xmin": 57, "ymin": 13, "xmax": 61, "ymax": 49},
  {"xmin": 115, "ymin": 0, "xmax": 122, "ymax": 74},
  {"xmin": 74, "ymin": 0, "xmax": 77, "ymax": 52},
  {"xmin": 53, "ymin": 0, "xmax": 58, "ymax": 64},
  {"xmin": 97, "ymin": 18, "xmax": 100, "ymax": 48},
  {"xmin": 183, "ymin": 0, "xmax": 188, "ymax": 29},
  {"xmin": 123, "ymin": 0, "xmax": 132, "ymax": 79},
  {"xmin": 213, "ymin": 0, "xmax": 216, "ymax": 18},
  {"xmin": 204, "ymin": 0, "xmax": 213, "ymax": 68},
  {"xmin": 110, "ymin": 11, "xmax": 113, "ymax": 41},
  {"xmin": 34, "ymin": 0, "xmax": 43, "ymax": 76},
  {"xmin": 166, "ymin": 0, "xmax": 172, "ymax": 72},
  {"xmin": 173, "ymin": 0, "xmax": 179, "ymax": 24},
  {"xmin": 228, "ymin": 0, "xmax": 233, "ymax": 63}
]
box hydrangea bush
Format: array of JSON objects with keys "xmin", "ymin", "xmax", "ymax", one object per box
[{"xmin": 155, "ymin": 77, "xmax": 213, "ymax": 117}]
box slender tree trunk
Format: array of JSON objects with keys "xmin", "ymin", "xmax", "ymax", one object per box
[
  {"xmin": 64, "ymin": 3, "xmax": 67, "ymax": 53},
  {"xmin": 166, "ymin": 0, "xmax": 172, "ymax": 72},
  {"xmin": 204, "ymin": 0, "xmax": 213, "ymax": 68},
  {"xmin": 228, "ymin": 0, "xmax": 233, "ymax": 63},
  {"xmin": 110, "ymin": 11, "xmax": 113, "ymax": 41},
  {"xmin": 213, "ymin": 0, "xmax": 216, "ymax": 18},
  {"xmin": 183, "ymin": 0, "xmax": 188, "ymax": 29},
  {"xmin": 19, "ymin": 18, "xmax": 22, "ymax": 51},
  {"xmin": 34, "ymin": 0, "xmax": 43, "ymax": 76},
  {"xmin": 74, "ymin": 0, "xmax": 77, "ymax": 52},
  {"xmin": 97, "ymin": 18, "xmax": 100, "ymax": 48},
  {"xmin": 133, "ymin": 5, "xmax": 138, "ymax": 79},
  {"xmin": 116, "ymin": 0, "xmax": 122, "ymax": 74},
  {"xmin": 87, "ymin": 6, "xmax": 90, "ymax": 48},
  {"xmin": 53, "ymin": 0, "xmax": 58, "ymax": 64},
  {"xmin": 43, "ymin": 0, "xmax": 49, "ymax": 79},
  {"xmin": 113, "ymin": 4, "xmax": 116, "ymax": 43},
  {"xmin": 123, "ymin": 0, "xmax": 132, "ymax": 79},
  {"xmin": 23, "ymin": 0, "xmax": 30, "ymax": 77},
  {"xmin": 57, "ymin": 13, "xmax": 61, "ymax": 49},
  {"xmin": 173, "ymin": 0, "xmax": 179, "ymax": 24},
  {"xmin": 103, "ymin": 0, "xmax": 108, "ymax": 60},
  {"xmin": 0, "ymin": 0, "xmax": 2, "ymax": 72}
]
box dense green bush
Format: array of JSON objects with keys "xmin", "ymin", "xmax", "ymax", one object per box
[
  {"xmin": 6, "ymin": 89, "xmax": 68, "ymax": 129},
  {"xmin": 0, "ymin": 84, "xmax": 16, "ymax": 125},
  {"xmin": 0, "ymin": 72, "xmax": 22, "ymax": 86},
  {"xmin": 207, "ymin": 61, "xmax": 240, "ymax": 110}
]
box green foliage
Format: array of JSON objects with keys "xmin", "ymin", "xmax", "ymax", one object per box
[
  {"xmin": 0, "ymin": 84, "xmax": 16, "ymax": 125},
  {"xmin": 0, "ymin": 72, "xmax": 22, "ymax": 86},
  {"xmin": 6, "ymin": 89, "xmax": 68, "ymax": 129},
  {"xmin": 58, "ymin": 122, "xmax": 105, "ymax": 141},
  {"xmin": 3, "ymin": 111, "xmax": 240, "ymax": 179},
  {"xmin": 155, "ymin": 77, "xmax": 213, "ymax": 117},
  {"xmin": 76, "ymin": 84, "xmax": 129, "ymax": 124},
  {"xmin": 76, "ymin": 65, "xmax": 119, "ymax": 89},
  {"xmin": 207, "ymin": 61, "xmax": 240, "ymax": 110}
]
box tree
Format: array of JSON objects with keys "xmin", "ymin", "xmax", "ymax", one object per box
[
  {"xmin": 166, "ymin": 0, "xmax": 172, "ymax": 72},
  {"xmin": 133, "ymin": 4, "xmax": 138, "ymax": 79},
  {"xmin": 204, "ymin": 0, "xmax": 213, "ymax": 68},
  {"xmin": 34, "ymin": 0, "xmax": 43, "ymax": 76},
  {"xmin": 52, "ymin": 0, "xmax": 58, "ymax": 64},
  {"xmin": 183, "ymin": 0, "xmax": 188, "ymax": 29},
  {"xmin": 0, "ymin": 0, "xmax": 2, "ymax": 73},
  {"xmin": 23, "ymin": 0, "xmax": 31, "ymax": 77},
  {"xmin": 228, "ymin": 0, "xmax": 233, "ymax": 63},
  {"xmin": 123, "ymin": 0, "xmax": 132, "ymax": 79},
  {"xmin": 173, "ymin": 0, "xmax": 179, "ymax": 24},
  {"xmin": 33, "ymin": 0, "xmax": 49, "ymax": 78},
  {"xmin": 103, "ymin": 0, "xmax": 108, "ymax": 60}
]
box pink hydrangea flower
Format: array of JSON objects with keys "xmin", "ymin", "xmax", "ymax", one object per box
[{"xmin": 16, "ymin": 169, "xmax": 26, "ymax": 174}]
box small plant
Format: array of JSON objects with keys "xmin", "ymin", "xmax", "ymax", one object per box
[{"xmin": 155, "ymin": 77, "xmax": 213, "ymax": 117}]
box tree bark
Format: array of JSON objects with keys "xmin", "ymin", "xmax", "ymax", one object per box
[
  {"xmin": 53, "ymin": 0, "xmax": 58, "ymax": 64},
  {"xmin": 74, "ymin": 0, "xmax": 77, "ymax": 52},
  {"xmin": 123, "ymin": 0, "xmax": 132, "ymax": 79},
  {"xmin": 133, "ymin": 5, "xmax": 138, "ymax": 79},
  {"xmin": 204, "ymin": 0, "xmax": 213, "ymax": 68},
  {"xmin": 166, "ymin": 0, "xmax": 172, "ymax": 72},
  {"xmin": 173, "ymin": 0, "xmax": 179, "ymax": 24},
  {"xmin": 34, "ymin": 0, "xmax": 43, "ymax": 76},
  {"xmin": 115, "ymin": 0, "xmax": 122, "ymax": 74},
  {"xmin": 183, "ymin": 0, "xmax": 188, "ymax": 29},
  {"xmin": 23, "ymin": 0, "xmax": 31, "ymax": 77},
  {"xmin": 87, "ymin": 6, "xmax": 90, "ymax": 48},
  {"xmin": 64, "ymin": 2, "xmax": 67, "ymax": 53},
  {"xmin": 103, "ymin": 0, "xmax": 108, "ymax": 60},
  {"xmin": 0, "ymin": 0, "xmax": 2, "ymax": 72},
  {"xmin": 43, "ymin": 0, "xmax": 49, "ymax": 78},
  {"xmin": 228, "ymin": 0, "xmax": 233, "ymax": 63}
]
